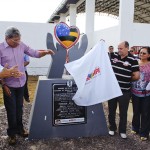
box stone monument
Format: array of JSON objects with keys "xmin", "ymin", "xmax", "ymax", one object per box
[{"xmin": 28, "ymin": 29, "xmax": 108, "ymax": 140}]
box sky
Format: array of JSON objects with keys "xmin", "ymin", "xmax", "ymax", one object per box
[
  {"xmin": 0, "ymin": 0, "xmax": 118, "ymax": 33},
  {"xmin": 0, "ymin": 0, "xmax": 62, "ymax": 23}
]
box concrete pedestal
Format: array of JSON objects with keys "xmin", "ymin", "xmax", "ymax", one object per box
[{"xmin": 28, "ymin": 76, "xmax": 108, "ymax": 140}]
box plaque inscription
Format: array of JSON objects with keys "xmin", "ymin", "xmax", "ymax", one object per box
[{"xmin": 52, "ymin": 83, "xmax": 86, "ymax": 126}]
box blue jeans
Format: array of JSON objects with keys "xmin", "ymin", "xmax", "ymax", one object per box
[{"xmin": 3, "ymin": 86, "xmax": 24, "ymax": 136}]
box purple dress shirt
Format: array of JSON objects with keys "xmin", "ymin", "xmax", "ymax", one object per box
[{"xmin": 0, "ymin": 41, "xmax": 40, "ymax": 88}]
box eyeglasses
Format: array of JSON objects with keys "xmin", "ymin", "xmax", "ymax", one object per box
[
  {"xmin": 140, "ymin": 52, "xmax": 147, "ymax": 55},
  {"xmin": 130, "ymin": 50, "xmax": 134, "ymax": 52},
  {"xmin": 10, "ymin": 38, "xmax": 20, "ymax": 43}
]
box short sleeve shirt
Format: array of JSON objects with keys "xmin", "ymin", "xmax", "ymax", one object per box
[{"xmin": 110, "ymin": 52, "xmax": 139, "ymax": 92}]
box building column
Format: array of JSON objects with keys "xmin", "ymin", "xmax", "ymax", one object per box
[
  {"xmin": 69, "ymin": 4, "xmax": 76, "ymax": 26},
  {"xmin": 85, "ymin": 0, "xmax": 95, "ymax": 51},
  {"xmin": 119, "ymin": 0, "xmax": 135, "ymax": 43},
  {"xmin": 60, "ymin": 13, "xmax": 66, "ymax": 22},
  {"xmin": 54, "ymin": 19, "xmax": 60, "ymax": 24}
]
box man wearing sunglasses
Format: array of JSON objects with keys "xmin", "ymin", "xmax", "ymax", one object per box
[
  {"xmin": 108, "ymin": 41, "xmax": 140, "ymax": 139},
  {"xmin": 0, "ymin": 27, "xmax": 54, "ymax": 145},
  {"xmin": 129, "ymin": 47, "xmax": 139, "ymax": 59}
]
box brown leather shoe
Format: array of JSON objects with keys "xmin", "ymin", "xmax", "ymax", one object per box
[
  {"xmin": 8, "ymin": 136, "xmax": 17, "ymax": 145},
  {"xmin": 18, "ymin": 129, "xmax": 29, "ymax": 138}
]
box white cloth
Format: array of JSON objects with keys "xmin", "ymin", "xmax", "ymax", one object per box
[
  {"xmin": 65, "ymin": 41, "xmax": 122, "ymax": 106},
  {"xmin": 0, "ymin": 65, "xmax": 3, "ymax": 72},
  {"xmin": 146, "ymin": 82, "xmax": 150, "ymax": 90}
]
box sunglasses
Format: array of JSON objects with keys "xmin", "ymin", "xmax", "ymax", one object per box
[
  {"xmin": 130, "ymin": 50, "xmax": 134, "ymax": 52},
  {"xmin": 140, "ymin": 52, "xmax": 147, "ymax": 55}
]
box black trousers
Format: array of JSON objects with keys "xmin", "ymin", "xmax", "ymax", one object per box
[
  {"xmin": 146, "ymin": 107, "xmax": 150, "ymax": 136},
  {"xmin": 132, "ymin": 94, "xmax": 150, "ymax": 137},
  {"xmin": 108, "ymin": 91, "xmax": 131, "ymax": 133},
  {"xmin": 24, "ymin": 71, "xmax": 29, "ymax": 100},
  {"xmin": 3, "ymin": 86, "xmax": 24, "ymax": 136}
]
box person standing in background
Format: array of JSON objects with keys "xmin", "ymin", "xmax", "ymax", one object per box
[
  {"xmin": 129, "ymin": 47, "xmax": 139, "ymax": 59},
  {"xmin": 108, "ymin": 45, "xmax": 115, "ymax": 59},
  {"xmin": 24, "ymin": 54, "xmax": 30, "ymax": 103},
  {"xmin": 129, "ymin": 47, "xmax": 136, "ymax": 56}
]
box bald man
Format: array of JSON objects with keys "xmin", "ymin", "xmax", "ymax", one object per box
[{"xmin": 107, "ymin": 41, "xmax": 140, "ymax": 139}]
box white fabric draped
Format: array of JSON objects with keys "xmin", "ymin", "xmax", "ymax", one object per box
[{"xmin": 65, "ymin": 40, "xmax": 122, "ymax": 106}]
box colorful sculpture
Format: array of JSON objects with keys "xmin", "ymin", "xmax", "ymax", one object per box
[{"xmin": 54, "ymin": 22, "xmax": 80, "ymax": 49}]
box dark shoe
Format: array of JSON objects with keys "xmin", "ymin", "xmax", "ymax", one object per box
[
  {"xmin": 18, "ymin": 129, "xmax": 29, "ymax": 138},
  {"xmin": 25, "ymin": 98, "xmax": 30, "ymax": 103},
  {"xmin": 8, "ymin": 136, "xmax": 17, "ymax": 145}
]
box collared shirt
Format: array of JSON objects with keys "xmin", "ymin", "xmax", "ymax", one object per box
[
  {"xmin": 110, "ymin": 52, "xmax": 139, "ymax": 92},
  {"xmin": 24, "ymin": 54, "xmax": 30, "ymax": 71},
  {"xmin": 0, "ymin": 41, "xmax": 40, "ymax": 87}
]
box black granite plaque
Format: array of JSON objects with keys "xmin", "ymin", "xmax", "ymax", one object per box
[{"xmin": 52, "ymin": 83, "xmax": 86, "ymax": 126}]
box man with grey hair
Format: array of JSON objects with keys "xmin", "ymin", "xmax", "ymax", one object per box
[
  {"xmin": 108, "ymin": 41, "xmax": 140, "ymax": 139},
  {"xmin": 0, "ymin": 27, "xmax": 54, "ymax": 145}
]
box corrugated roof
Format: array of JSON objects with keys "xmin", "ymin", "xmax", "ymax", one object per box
[{"xmin": 48, "ymin": 0, "xmax": 150, "ymax": 23}]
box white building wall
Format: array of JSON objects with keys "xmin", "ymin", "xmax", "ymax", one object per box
[
  {"xmin": 94, "ymin": 23, "xmax": 150, "ymax": 51},
  {"xmin": 131, "ymin": 23, "xmax": 150, "ymax": 47},
  {"xmin": 1, "ymin": 21, "xmax": 150, "ymax": 75},
  {"xmin": 93, "ymin": 26, "xmax": 120, "ymax": 51}
]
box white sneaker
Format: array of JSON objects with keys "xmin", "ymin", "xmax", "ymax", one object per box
[
  {"xmin": 120, "ymin": 133, "xmax": 127, "ymax": 139},
  {"xmin": 109, "ymin": 130, "xmax": 115, "ymax": 136}
]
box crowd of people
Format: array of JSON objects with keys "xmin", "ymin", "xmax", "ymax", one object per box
[{"xmin": 0, "ymin": 26, "xmax": 150, "ymax": 146}]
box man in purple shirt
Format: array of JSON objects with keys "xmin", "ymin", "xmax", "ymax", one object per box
[{"xmin": 0, "ymin": 27, "xmax": 54, "ymax": 145}]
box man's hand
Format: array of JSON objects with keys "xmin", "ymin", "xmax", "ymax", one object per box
[
  {"xmin": 0, "ymin": 64, "xmax": 24, "ymax": 78},
  {"xmin": 2, "ymin": 85, "xmax": 11, "ymax": 97},
  {"xmin": 131, "ymin": 71, "xmax": 140, "ymax": 81},
  {"xmin": 38, "ymin": 50, "xmax": 55, "ymax": 57},
  {"xmin": 9, "ymin": 65, "xmax": 24, "ymax": 78}
]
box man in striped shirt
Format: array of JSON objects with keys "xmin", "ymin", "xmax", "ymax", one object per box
[{"xmin": 108, "ymin": 41, "xmax": 140, "ymax": 139}]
